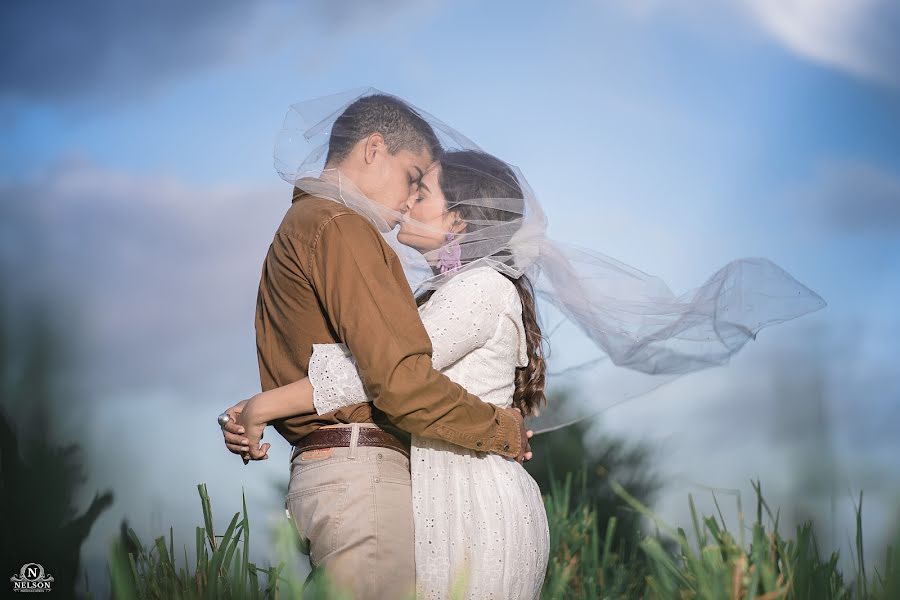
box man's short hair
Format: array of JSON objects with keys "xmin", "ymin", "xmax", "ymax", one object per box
[{"xmin": 325, "ymin": 94, "xmax": 442, "ymax": 165}]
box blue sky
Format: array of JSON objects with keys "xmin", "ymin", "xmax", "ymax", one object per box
[{"xmin": 2, "ymin": 0, "xmax": 899, "ymax": 591}]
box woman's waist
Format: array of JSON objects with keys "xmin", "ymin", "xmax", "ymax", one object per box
[{"xmin": 411, "ymin": 437, "xmax": 533, "ymax": 472}]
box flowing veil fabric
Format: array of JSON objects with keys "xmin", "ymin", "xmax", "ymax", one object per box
[{"xmin": 274, "ymin": 88, "xmax": 827, "ymax": 433}]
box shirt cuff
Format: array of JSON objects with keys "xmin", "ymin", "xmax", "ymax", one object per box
[
  {"xmin": 432, "ymin": 407, "xmax": 521, "ymax": 458},
  {"xmin": 486, "ymin": 408, "xmax": 521, "ymax": 459}
]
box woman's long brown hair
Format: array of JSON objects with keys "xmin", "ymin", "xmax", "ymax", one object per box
[{"xmin": 416, "ymin": 150, "xmax": 547, "ymax": 417}]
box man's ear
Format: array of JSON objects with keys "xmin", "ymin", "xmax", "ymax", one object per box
[{"xmin": 363, "ymin": 133, "xmax": 385, "ymax": 165}]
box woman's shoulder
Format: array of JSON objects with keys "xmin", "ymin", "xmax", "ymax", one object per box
[
  {"xmin": 453, "ymin": 264, "xmax": 515, "ymax": 289},
  {"xmin": 430, "ymin": 266, "xmax": 518, "ymax": 308}
]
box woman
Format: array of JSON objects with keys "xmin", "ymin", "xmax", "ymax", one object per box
[{"xmin": 228, "ymin": 150, "xmax": 551, "ymax": 599}]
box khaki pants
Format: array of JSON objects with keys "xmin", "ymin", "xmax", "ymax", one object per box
[{"xmin": 285, "ymin": 424, "xmax": 415, "ymax": 600}]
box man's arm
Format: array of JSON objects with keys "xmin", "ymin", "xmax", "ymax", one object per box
[{"xmin": 286, "ymin": 213, "xmax": 524, "ymax": 459}]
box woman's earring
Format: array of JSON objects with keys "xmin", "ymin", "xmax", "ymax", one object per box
[{"xmin": 438, "ymin": 232, "xmax": 462, "ymax": 274}]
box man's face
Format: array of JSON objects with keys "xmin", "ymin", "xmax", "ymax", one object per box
[
  {"xmin": 398, "ymin": 164, "xmax": 454, "ymax": 251},
  {"xmin": 363, "ymin": 145, "xmax": 433, "ymax": 228}
]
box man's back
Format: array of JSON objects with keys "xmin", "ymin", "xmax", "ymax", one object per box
[{"xmin": 255, "ymin": 189, "xmax": 413, "ymax": 444}]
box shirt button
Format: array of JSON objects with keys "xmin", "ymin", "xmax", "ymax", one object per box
[
  {"xmin": 503, "ymin": 444, "xmax": 510, "ymax": 452},
  {"xmin": 475, "ymin": 441, "xmax": 483, "ymax": 448}
]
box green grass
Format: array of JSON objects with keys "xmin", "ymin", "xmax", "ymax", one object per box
[
  {"xmin": 542, "ymin": 473, "xmax": 900, "ymax": 600},
  {"xmin": 104, "ymin": 483, "xmax": 341, "ymax": 600},
  {"xmin": 99, "ymin": 478, "xmax": 900, "ymax": 600}
]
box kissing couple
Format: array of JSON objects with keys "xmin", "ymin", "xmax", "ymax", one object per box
[{"xmin": 219, "ymin": 89, "xmax": 825, "ymax": 600}]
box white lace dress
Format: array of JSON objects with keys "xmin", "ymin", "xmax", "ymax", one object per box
[{"xmin": 308, "ymin": 266, "xmax": 549, "ymax": 600}]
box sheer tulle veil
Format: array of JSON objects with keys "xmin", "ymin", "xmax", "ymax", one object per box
[{"xmin": 274, "ymin": 88, "xmax": 827, "ymax": 434}]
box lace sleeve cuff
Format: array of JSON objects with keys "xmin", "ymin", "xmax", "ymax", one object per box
[{"xmin": 307, "ymin": 343, "xmax": 369, "ymax": 415}]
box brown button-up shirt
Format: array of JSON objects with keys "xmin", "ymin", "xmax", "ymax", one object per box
[{"xmin": 255, "ymin": 188, "xmax": 520, "ymax": 458}]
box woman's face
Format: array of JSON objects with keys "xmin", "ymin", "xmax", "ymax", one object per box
[{"xmin": 397, "ymin": 163, "xmax": 464, "ymax": 252}]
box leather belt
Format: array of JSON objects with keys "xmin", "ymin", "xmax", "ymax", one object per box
[{"xmin": 293, "ymin": 426, "xmax": 410, "ymax": 460}]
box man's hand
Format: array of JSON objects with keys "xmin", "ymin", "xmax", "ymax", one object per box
[
  {"xmin": 502, "ymin": 407, "xmax": 534, "ymax": 463},
  {"xmin": 525, "ymin": 430, "xmax": 534, "ymax": 461}
]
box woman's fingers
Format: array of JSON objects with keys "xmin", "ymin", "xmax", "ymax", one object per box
[
  {"xmin": 251, "ymin": 442, "xmax": 269, "ymax": 458},
  {"xmin": 224, "ymin": 430, "xmax": 249, "ymax": 447},
  {"xmin": 223, "ymin": 419, "xmax": 245, "ymax": 436},
  {"xmin": 526, "ymin": 430, "xmax": 534, "ymax": 439},
  {"xmin": 246, "ymin": 442, "xmax": 270, "ymax": 461},
  {"xmin": 221, "ymin": 414, "xmax": 250, "ymax": 456},
  {"xmin": 226, "ymin": 441, "xmax": 250, "ymax": 454},
  {"xmin": 221, "ymin": 399, "xmax": 264, "ymax": 464},
  {"xmin": 221, "ymin": 417, "xmax": 247, "ymax": 454},
  {"xmin": 226, "ymin": 440, "xmax": 247, "ymax": 451},
  {"xmin": 524, "ymin": 451, "xmax": 533, "ymax": 461},
  {"xmin": 223, "ymin": 424, "xmax": 250, "ymax": 455}
]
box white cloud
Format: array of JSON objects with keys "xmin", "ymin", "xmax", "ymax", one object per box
[
  {"xmin": 743, "ymin": 0, "xmax": 900, "ymax": 88},
  {"xmin": 1, "ymin": 159, "xmax": 288, "ymax": 397},
  {"xmin": 609, "ymin": 0, "xmax": 900, "ymax": 88}
]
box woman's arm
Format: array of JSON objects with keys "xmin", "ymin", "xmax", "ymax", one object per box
[
  {"xmin": 221, "ymin": 378, "xmax": 316, "ymax": 462},
  {"xmin": 246, "ymin": 377, "xmax": 316, "ymax": 423}
]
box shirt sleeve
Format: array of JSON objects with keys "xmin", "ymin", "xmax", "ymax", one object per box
[
  {"xmin": 307, "ymin": 270, "xmax": 518, "ymax": 410},
  {"xmin": 298, "ymin": 213, "xmax": 521, "ymax": 458}
]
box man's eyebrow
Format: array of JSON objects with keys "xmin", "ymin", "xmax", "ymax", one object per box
[{"xmin": 413, "ymin": 166, "xmax": 424, "ymax": 180}]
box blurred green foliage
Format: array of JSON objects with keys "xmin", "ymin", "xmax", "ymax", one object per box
[{"xmin": 1, "ymin": 291, "xmax": 114, "ymax": 597}]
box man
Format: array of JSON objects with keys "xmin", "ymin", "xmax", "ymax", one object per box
[{"xmin": 222, "ymin": 94, "xmax": 530, "ymax": 600}]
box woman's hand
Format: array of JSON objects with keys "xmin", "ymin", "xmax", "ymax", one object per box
[
  {"xmin": 236, "ymin": 396, "xmax": 271, "ymax": 463},
  {"xmin": 221, "ymin": 398, "xmax": 269, "ymax": 464}
]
